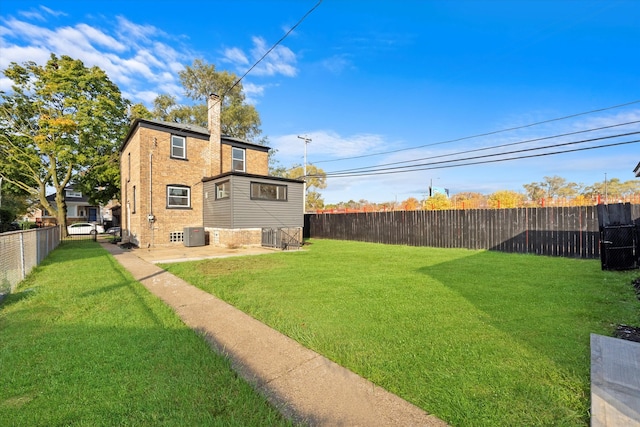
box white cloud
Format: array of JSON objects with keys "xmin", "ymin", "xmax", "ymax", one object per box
[
  {"xmin": 249, "ymin": 36, "xmax": 297, "ymax": 77},
  {"xmin": 40, "ymin": 6, "xmax": 67, "ymax": 18},
  {"xmin": 0, "ymin": 12, "xmax": 195, "ymax": 106},
  {"xmin": 222, "ymin": 36, "xmax": 297, "ymax": 77},
  {"xmin": 222, "ymin": 47, "xmax": 249, "ymax": 66},
  {"xmin": 0, "ymin": 44, "xmax": 51, "ymax": 71},
  {"xmin": 321, "ymin": 54, "xmax": 353, "ymax": 74},
  {"xmin": 76, "ymin": 23, "xmax": 126, "ymax": 52},
  {"xmin": 17, "ymin": 5, "xmax": 66, "ymax": 22},
  {"xmin": 241, "ymin": 82, "xmax": 265, "ymax": 105},
  {"xmin": 115, "ymin": 16, "xmax": 159, "ymax": 43},
  {"xmin": 17, "ymin": 10, "xmax": 46, "ymax": 21},
  {"xmin": 0, "ymin": 6, "xmax": 302, "ymax": 108},
  {"xmin": 271, "ymin": 130, "xmax": 389, "ymax": 166}
]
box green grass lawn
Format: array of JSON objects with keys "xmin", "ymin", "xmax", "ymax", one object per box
[
  {"xmin": 162, "ymin": 239, "xmax": 640, "ymax": 427},
  {"xmin": 0, "ymin": 241, "xmax": 291, "ymax": 427}
]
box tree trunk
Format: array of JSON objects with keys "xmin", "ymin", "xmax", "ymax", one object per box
[{"xmin": 55, "ymin": 192, "xmax": 68, "ymax": 237}]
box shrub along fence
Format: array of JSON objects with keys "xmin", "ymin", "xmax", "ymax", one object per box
[
  {"xmin": 307, "ymin": 204, "xmax": 640, "ymax": 259},
  {"xmin": 0, "ymin": 226, "xmax": 60, "ymax": 295}
]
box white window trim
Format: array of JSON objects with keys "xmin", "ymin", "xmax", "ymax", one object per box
[
  {"xmin": 232, "ymin": 147, "xmax": 245, "ymax": 172},
  {"xmin": 171, "ymin": 135, "xmax": 186, "ymax": 159},
  {"xmin": 167, "ymin": 185, "xmax": 191, "ymax": 208},
  {"xmin": 216, "ymin": 180, "xmax": 230, "ymax": 199}
]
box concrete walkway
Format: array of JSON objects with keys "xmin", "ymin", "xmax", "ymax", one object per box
[
  {"xmin": 101, "ymin": 242, "xmax": 447, "ymax": 427},
  {"xmin": 590, "ymin": 334, "xmax": 640, "ymax": 427}
]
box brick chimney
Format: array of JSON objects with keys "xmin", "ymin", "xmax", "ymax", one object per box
[{"xmin": 208, "ymin": 93, "xmax": 221, "ymax": 176}]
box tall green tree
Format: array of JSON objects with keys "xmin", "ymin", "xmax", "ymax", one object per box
[
  {"xmin": 523, "ymin": 175, "xmax": 582, "ymax": 205},
  {"xmin": 130, "ymin": 102, "xmax": 153, "ymax": 120},
  {"xmin": 273, "ymin": 163, "xmax": 327, "ymax": 211},
  {"xmin": 583, "ymin": 178, "xmax": 640, "ymax": 201},
  {"xmin": 0, "ymin": 54, "xmax": 129, "ymax": 234},
  {"xmin": 306, "ymin": 191, "xmax": 325, "ymax": 211},
  {"xmin": 152, "ymin": 59, "xmax": 263, "ymax": 143}
]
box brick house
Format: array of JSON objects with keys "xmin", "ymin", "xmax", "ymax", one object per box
[{"xmin": 120, "ymin": 94, "xmax": 304, "ymax": 248}]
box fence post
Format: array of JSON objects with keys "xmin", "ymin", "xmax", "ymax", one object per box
[{"xmin": 19, "ymin": 232, "xmax": 26, "ymax": 280}]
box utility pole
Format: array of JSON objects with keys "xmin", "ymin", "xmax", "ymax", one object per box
[
  {"xmin": 604, "ymin": 172, "xmax": 608, "ymax": 204},
  {"xmin": 297, "ymin": 135, "xmax": 311, "ymax": 213},
  {"xmin": 0, "ymin": 176, "xmax": 3, "ymax": 208}
]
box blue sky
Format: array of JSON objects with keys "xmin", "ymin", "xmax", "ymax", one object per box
[{"xmin": 1, "ymin": 0, "xmax": 639, "ymax": 204}]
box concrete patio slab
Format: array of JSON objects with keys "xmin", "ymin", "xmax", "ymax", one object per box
[{"xmin": 591, "ymin": 334, "xmax": 640, "ymax": 427}]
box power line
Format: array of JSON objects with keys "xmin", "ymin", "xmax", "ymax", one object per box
[
  {"xmin": 314, "ymin": 139, "xmax": 640, "ymax": 178},
  {"xmin": 217, "ymin": 0, "xmax": 323, "ymax": 103},
  {"xmin": 312, "ymin": 99, "xmax": 640, "ymax": 164},
  {"xmin": 323, "ymin": 120, "xmax": 640, "ymax": 175},
  {"xmin": 317, "ymin": 132, "xmax": 640, "ymax": 178}
]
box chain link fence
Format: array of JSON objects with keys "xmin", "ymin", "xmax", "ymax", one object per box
[{"xmin": 1, "ymin": 226, "xmax": 60, "ymax": 296}]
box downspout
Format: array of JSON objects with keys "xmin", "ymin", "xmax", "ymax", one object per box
[
  {"xmin": 149, "ymin": 151, "xmax": 154, "ymax": 248},
  {"xmin": 149, "ymin": 151, "xmax": 153, "ymax": 218}
]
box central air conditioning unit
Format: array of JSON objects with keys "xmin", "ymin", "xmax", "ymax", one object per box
[{"xmin": 183, "ymin": 226, "xmax": 205, "ymax": 247}]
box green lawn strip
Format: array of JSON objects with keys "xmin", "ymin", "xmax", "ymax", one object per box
[
  {"xmin": 162, "ymin": 239, "xmax": 640, "ymax": 427},
  {"xmin": 0, "ymin": 240, "xmax": 291, "ymax": 427}
]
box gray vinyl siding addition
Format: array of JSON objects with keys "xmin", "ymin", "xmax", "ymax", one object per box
[{"xmin": 203, "ymin": 174, "xmax": 303, "ymax": 229}]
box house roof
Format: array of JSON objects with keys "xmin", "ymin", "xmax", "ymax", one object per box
[
  {"xmin": 121, "ymin": 118, "xmax": 270, "ymax": 152},
  {"xmin": 46, "ymin": 187, "xmax": 90, "ymax": 203},
  {"xmin": 202, "ymin": 171, "xmax": 304, "ymax": 184},
  {"xmin": 634, "ymin": 161, "xmax": 640, "ymax": 177}
]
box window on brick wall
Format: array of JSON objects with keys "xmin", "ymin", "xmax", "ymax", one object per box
[
  {"xmin": 232, "ymin": 147, "xmax": 245, "ymax": 172},
  {"xmin": 171, "ymin": 135, "xmax": 186, "ymax": 159},
  {"xmin": 167, "ymin": 185, "xmax": 190, "ymax": 208}
]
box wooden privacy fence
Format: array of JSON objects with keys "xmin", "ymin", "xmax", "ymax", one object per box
[{"xmin": 307, "ymin": 205, "xmax": 640, "ymax": 259}]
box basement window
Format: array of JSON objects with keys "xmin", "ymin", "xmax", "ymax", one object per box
[{"xmin": 169, "ymin": 231, "xmax": 184, "ymax": 242}]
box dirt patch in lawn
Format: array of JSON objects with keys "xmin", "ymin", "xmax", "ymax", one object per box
[{"xmin": 613, "ymin": 277, "xmax": 640, "ymax": 342}]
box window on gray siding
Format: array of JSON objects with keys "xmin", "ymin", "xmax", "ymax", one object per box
[
  {"xmin": 250, "ymin": 182, "xmax": 287, "ymax": 201},
  {"xmin": 167, "ymin": 185, "xmax": 190, "ymax": 208},
  {"xmin": 216, "ymin": 180, "xmax": 230, "ymax": 199},
  {"xmin": 171, "ymin": 135, "xmax": 186, "ymax": 159},
  {"xmin": 232, "ymin": 147, "xmax": 245, "ymax": 172}
]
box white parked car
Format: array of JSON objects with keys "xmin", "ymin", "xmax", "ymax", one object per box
[{"xmin": 67, "ymin": 222, "xmax": 105, "ymax": 235}]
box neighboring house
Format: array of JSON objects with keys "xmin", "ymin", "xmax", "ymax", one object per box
[
  {"xmin": 120, "ymin": 93, "xmax": 304, "ymax": 248},
  {"xmin": 42, "ymin": 187, "xmax": 105, "ymax": 226},
  {"xmin": 634, "ymin": 162, "xmax": 640, "ymax": 177}
]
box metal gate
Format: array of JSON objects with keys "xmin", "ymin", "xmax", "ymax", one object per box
[
  {"xmin": 597, "ymin": 203, "xmax": 639, "ymax": 270},
  {"xmin": 261, "ymin": 227, "xmax": 302, "ymax": 250}
]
